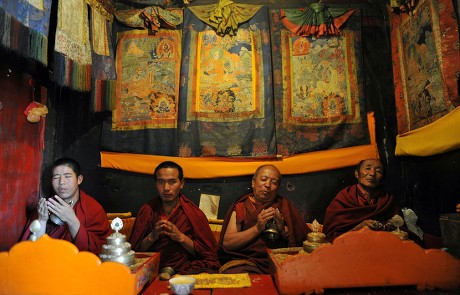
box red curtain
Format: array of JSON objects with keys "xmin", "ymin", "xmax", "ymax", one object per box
[{"xmin": 0, "ymin": 63, "xmax": 46, "ymax": 251}]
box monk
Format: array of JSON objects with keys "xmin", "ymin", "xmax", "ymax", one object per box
[
  {"xmin": 218, "ymin": 165, "xmax": 309, "ymax": 274},
  {"xmin": 323, "ymin": 158, "xmax": 404, "ymax": 242},
  {"xmin": 130, "ymin": 161, "xmax": 220, "ymax": 276},
  {"xmin": 20, "ymin": 158, "xmax": 111, "ymax": 254}
]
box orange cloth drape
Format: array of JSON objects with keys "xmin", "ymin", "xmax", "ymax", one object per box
[
  {"xmin": 101, "ymin": 113, "xmax": 378, "ymax": 178},
  {"xmin": 395, "ymin": 106, "xmax": 460, "ymax": 156}
]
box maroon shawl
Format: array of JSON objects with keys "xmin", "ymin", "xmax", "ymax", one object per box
[
  {"xmin": 323, "ymin": 184, "xmax": 400, "ymax": 242},
  {"xmin": 20, "ymin": 190, "xmax": 111, "ymax": 254},
  {"xmin": 129, "ymin": 194, "xmax": 220, "ymax": 274},
  {"xmin": 218, "ymin": 193, "xmax": 309, "ymax": 274}
]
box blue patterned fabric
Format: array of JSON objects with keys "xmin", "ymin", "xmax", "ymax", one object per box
[{"xmin": 0, "ymin": 0, "xmax": 52, "ymax": 64}]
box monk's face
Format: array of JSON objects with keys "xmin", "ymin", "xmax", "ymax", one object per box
[
  {"xmin": 252, "ymin": 165, "xmax": 281, "ymax": 203},
  {"xmin": 355, "ymin": 159, "xmax": 384, "ymax": 189},
  {"xmin": 155, "ymin": 168, "xmax": 184, "ymax": 203},
  {"xmin": 51, "ymin": 164, "xmax": 82, "ymax": 203}
]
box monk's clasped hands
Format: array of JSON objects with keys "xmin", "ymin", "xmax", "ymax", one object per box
[
  {"xmin": 258, "ymin": 208, "xmax": 287, "ymax": 235},
  {"xmin": 155, "ymin": 219, "xmax": 184, "ymax": 242}
]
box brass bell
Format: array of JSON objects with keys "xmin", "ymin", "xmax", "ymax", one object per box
[{"xmin": 264, "ymin": 219, "xmax": 280, "ymax": 240}]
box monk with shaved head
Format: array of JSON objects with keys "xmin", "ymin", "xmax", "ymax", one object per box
[
  {"xmin": 218, "ymin": 165, "xmax": 309, "ymax": 274},
  {"xmin": 323, "ymin": 158, "xmax": 406, "ymax": 242}
]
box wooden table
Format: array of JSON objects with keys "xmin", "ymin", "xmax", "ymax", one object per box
[{"xmin": 141, "ymin": 274, "xmax": 278, "ymax": 295}]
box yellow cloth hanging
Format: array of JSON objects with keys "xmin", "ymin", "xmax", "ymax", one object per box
[
  {"xmin": 395, "ymin": 106, "xmax": 460, "ymax": 156},
  {"xmin": 91, "ymin": 9, "xmax": 110, "ymax": 56},
  {"xmin": 188, "ymin": 0, "xmax": 263, "ymax": 36}
]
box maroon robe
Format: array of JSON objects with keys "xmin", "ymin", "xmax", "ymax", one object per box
[
  {"xmin": 218, "ymin": 193, "xmax": 309, "ymax": 274},
  {"xmin": 20, "ymin": 190, "xmax": 111, "ymax": 254},
  {"xmin": 129, "ymin": 194, "xmax": 220, "ymax": 274},
  {"xmin": 323, "ymin": 184, "xmax": 400, "ymax": 242}
]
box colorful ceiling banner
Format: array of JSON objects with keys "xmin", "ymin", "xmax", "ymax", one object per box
[
  {"xmin": 91, "ymin": 19, "xmax": 116, "ymax": 112},
  {"xmin": 188, "ymin": 0, "xmax": 263, "ymax": 37},
  {"xmin": 54, "ymin": 0, "xmax": 92, "ymax": 92},
  {"xmin": 115, "ymin": 6, "xmax": 183, "ymax": 33},
  {"xmin": 177, "ymin": 6, "xmax": 276, "ymax": 157},
  {"xmin": 0, "ymin": 0, "xmax": 52, "ymax": 65},
  {"xmin": 271, "ymin": 9, "xmax": 370, "ymax": 156},
  {"xmin": 279, "ymin": 2, "xmax": 357, "ymax": 37},
  {"xmin": 87, "ymin": 0, "xmax": 116, "ymax": 111},
  {"xmin": 389, "ymin": 0, "xmax": 459, "ymax": 133}
]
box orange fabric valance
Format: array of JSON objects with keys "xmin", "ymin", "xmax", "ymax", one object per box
[{"xmin": 101, "ymin": 113, "xmax": 378, "ymax": 179}]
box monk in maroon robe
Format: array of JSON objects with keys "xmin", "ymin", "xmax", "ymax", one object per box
[
  {"xmin": 323, "ymin": 158, "xmax": 403, "ymax": 242},
  {"xmin": 20, "ymin": 158, "xmax": 111, "ymax": 254},
  {"xmin": 218, "ymin": 165, "xmax": 309, "ymax": 274},
  {"xmin": 130, "ymin": 161, "xmax": 220, "ymax": 275}
]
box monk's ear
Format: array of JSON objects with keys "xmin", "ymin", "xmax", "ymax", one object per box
[
  {"xmin": 77, "ymin": 175, "xmax": 83, "ymax": 185},
  {"xmin": 354, "ymin": 170, "xmax": 359, "ymax": 179}
]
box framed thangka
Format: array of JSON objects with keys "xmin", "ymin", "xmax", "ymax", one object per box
[
  {"xmin": 177, "ymin": 6, "xmax": 276, "ymax": 157},
  {"xmin": 271, "ymin": 9, "xmax": 370, "ymax": 156},
  {"xmin": 390, "ymin": 0, "xmax": 458, "ymax": 133},
  {"xmin": 113, "ymin": 29, "xmax": 181, "ymax": 130},
  {"xmin": 101, "ymin": 27, "xmax": 182, "ymax": 156}
]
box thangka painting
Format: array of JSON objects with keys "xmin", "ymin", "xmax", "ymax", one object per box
[
  {"xmin": 100, "ymin": 27, "xmax": 181, "ymax": 156},
  {"xmin": 112, "ymin": 29, "xmax": 181, "ymax": 130},
  {"xmin": 390, "ymin": 0, "xmax": 459, "ymax": 133},
  {"xmin": 177, "ymin": 6, "xmax": 276, "ymax": 157},
  {"xmin": 271, "ymin": 9, "xmax": 370, "ymax": 156}
]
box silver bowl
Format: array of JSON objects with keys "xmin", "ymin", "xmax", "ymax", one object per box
[
  {"xmin": 49, "ymin": 213, "xmax": 65, "ymax": 226},
  {"xmin": 169, "ymin": 276, "xmax": 196, "ymax": 295}
]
